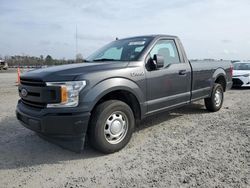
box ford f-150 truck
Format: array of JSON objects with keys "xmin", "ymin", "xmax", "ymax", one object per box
[{"xmin": 16, "ymin": 35, "xmax": 233, "ymax": 153}]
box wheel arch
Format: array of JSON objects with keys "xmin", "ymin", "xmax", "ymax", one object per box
[
  {"xmin": 212, "ymin": 68, "xmax": 227, "ymax": 91},
  {"xmin": 81, "ymin": 78, "xmax": 146, "ymax": 122}
]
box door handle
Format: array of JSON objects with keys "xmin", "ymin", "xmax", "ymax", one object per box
[{"xmin": 179, "ymin": 70, "xmax": 187, "ymax": 75}]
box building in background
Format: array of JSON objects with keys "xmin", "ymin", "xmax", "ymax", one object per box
[{"xmin": 0, "ymin": 59, "xmax": 8, "ymax": 70}]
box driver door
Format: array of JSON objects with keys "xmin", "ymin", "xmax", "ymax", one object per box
[{"xmin": 145, "ymin": 39, "xmax": 191, "ymax": 114}]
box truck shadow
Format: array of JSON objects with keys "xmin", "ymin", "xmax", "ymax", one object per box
[
  {"xmin": 0, "ymin": 103, "xmax": 206, "ymax": 170},
  {"xmin": 0, "ymin": 116, "xmax": 104, "ymax": 170}
]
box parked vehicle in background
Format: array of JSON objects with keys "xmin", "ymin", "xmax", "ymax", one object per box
[
  {"xmin": 232, "ymin": 62, "xmax": 250, "ymax": 87},
  {"xmin": 231, "ymin": 60, "xmax": 240, "ymax": 64},
  {"xmin": 0, "ymin": 60, "xmax": 8, "ymax": 70},
  {"xmin": 16, "ymin": 35, "xmax": 233, "ymax": 153}
]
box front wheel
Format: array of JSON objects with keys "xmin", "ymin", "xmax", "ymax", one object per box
[
  {"xmin": 88, "ymin": 100, "xmax": 135, "ymax": 153},
  {"xmin": 204, "ymin": 83, "xmax": 224, "ymax": 112}
]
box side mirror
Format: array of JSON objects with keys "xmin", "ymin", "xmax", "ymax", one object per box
[
  {"xmin": 153, "ymin": 54, "xmax": 164, "ymax": 69},
  {"xmin": 146, "ymin": 54, "xmax": 165, "ymax": 70}
]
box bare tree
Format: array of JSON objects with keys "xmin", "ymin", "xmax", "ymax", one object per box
[{"xmin": 76, "ymin": 53, "xmax": 83, "ymax": 63}]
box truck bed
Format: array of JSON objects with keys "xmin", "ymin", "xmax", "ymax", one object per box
[{"xmin": 190, "ymin": 60, "xmax": 232, "ymax": 101}]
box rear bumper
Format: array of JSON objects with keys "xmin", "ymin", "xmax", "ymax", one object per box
[{"xmin": 16, "ymin": 100, "xmax": 90, "ymax": 152}]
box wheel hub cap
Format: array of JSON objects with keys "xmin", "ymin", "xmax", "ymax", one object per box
[
  {"xmin": 214, "ymin": 89, "xmax": 222, "ymax": 107},
  {"xmin": 110, "ymin": 120, "xmax": 122, "ymax": 134},
  {"xmin": 104, "ymin": 111, "xmax": 128, "ymax": 144}
]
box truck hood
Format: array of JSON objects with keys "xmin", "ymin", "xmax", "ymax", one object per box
[
  {"xmin": 233, "ymin": 70, "xmax": 250, "ymax": 77},
  {"xmin": 20, "ymin": 62, "xmax": 129, "ymax": 82}
]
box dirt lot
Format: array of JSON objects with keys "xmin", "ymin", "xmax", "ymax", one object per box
[{"xmin": 0, "ymin": 71, "xmax": 249, "ymax": 188}]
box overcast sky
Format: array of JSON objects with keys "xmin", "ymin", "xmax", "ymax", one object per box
[{"xmin": 1, "ymin": 0, "xmax": 250, "ymax": 60}]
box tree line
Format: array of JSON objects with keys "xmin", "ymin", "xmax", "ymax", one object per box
[{"xmin": 1, "ymin": 54, "xmax": 83, "ymax": 67}]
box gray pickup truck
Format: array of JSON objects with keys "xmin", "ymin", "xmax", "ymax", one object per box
[{"xmin": 16, "ymin": 35, "xmax": 233, "ymax": 153}]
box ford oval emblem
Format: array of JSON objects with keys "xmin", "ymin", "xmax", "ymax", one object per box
[{"xmin": 21, "ymin": 88, "xmax": 28, "ymax": 97}]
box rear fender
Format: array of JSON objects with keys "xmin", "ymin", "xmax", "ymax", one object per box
[
  {"xmin": 212, "ymin": 68, "xmax": 226, "ymax": 83},
  {"xmin": 211, "ymin": 68, "xmax": 227, "ymax": 93}
]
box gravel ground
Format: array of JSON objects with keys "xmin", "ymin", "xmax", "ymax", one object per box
[{"xmin": 0, "ymin": 72, "xmax": 249, "ymax": 188}]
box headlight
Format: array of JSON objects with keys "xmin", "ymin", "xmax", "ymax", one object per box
[{"xmin": 46, "ymin": 81, "xmax": 86, "ymax": 108}]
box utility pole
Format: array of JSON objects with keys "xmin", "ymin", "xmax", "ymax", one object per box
[{"xmin": 75, "ymin": 24, "xmax": 78, "ymax": 59}]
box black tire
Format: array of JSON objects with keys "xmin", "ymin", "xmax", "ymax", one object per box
[
  {"xmin": 204, "ymin": 83, "xmax": 224, "ymax": 112},
  {"xmin": 88, "ymin": 100, "xmax": 135, "ymax": 153}
]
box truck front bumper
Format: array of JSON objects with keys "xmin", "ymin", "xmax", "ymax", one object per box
[{"xmin": 16, "ymin": 100, "xmax": 90, "ymax": 152}]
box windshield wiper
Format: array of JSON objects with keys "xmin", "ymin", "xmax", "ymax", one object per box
[{"xmin": 92, "ymin": 58, "xmax": 118, "ymax": 62}]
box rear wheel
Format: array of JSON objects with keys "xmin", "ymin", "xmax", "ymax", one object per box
[
  {"xmin": 88, "ymin": 100, "xmax": 135, "ymax": 153},
  {"xmin": 204, "ymin": 83, "xmax": 224, "ymax": 112}
]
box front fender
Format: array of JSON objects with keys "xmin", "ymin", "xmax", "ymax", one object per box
[{"xmin": 80, "ymin": 77, "xmax": 146, "ymax": 113}]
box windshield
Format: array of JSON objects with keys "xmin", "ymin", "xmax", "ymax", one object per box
[
  {"xmin": 86, "ymin": 37, "xmax": 153, "ymax": 62},
  {"xmin": 233, "ymin": 63, "xmax": 250, "ymax": 70}
]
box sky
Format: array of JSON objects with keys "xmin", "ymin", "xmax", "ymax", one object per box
[{"xmin": 1, "ymin": 0, "xmax": 250, "ymax": 60}]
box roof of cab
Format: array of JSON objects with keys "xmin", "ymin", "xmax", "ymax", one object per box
[{"xmin": 119, "ymin": 34, "xmax": 178, "ymax": 40}]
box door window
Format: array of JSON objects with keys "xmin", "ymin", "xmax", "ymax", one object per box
[{"xmin": 149, "ymin": 40, "xmax": 181, "ymax": 67}]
